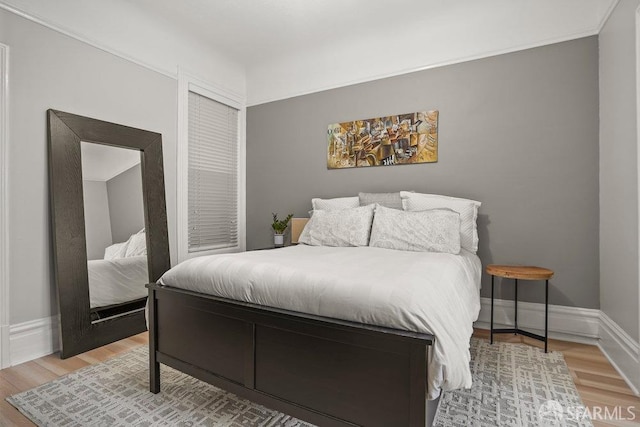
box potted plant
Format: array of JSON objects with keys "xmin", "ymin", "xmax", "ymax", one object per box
[{"xmin": 271, "ymin": 213, "xmax": 293, "ymax": 247}]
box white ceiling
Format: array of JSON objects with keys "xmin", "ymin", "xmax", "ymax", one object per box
[
  {"xmin": 0, "ymin": 0, "xmax": 619, "ymax": 104},
  {"xmin": 129, "ymin": 0, "xmax": 616, "ymax": 67},
  {"xmin": 245, "ymin": 0, "xmax": 618, "ymax": 104},
  {"xmin": 81, "ymin": 142, "xmax": 141, "ymax": 182},
  {"xmin": 128, "ymin": 0, "xmax": 460, "ymax": 66}
]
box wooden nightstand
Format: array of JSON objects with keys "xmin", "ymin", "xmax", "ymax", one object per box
[
  {"xmin": 249, "ymin": 245, "xmax": 288, "ymax": 251},
  {"xmin": 486, "ymin": 264, "xmax": 554, "ymax": 352}
]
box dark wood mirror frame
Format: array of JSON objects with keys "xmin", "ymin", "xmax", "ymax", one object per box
[{"xmin": 47, "ymin": 109, "xmax": 171, "ymax": 358}]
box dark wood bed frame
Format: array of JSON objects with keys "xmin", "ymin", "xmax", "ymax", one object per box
[{"xmin": 148, "ymin": 283, "xmax": 434, "ymax": 427}]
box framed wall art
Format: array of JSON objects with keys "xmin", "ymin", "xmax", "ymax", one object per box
[{"xmin": 327, "ymin": 110, "xmax": 438, "ymax": 169}]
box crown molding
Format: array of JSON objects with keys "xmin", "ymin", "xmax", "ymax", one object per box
[
  {"xmin": 247, "ymin": 30, "xmax": 600, "ymax": 106},
  {"xmin": 597, "ymin": 0, "xmax": 621, "ymax": 32},
  {"xmin": 0, "ymin": 2, "xmax": 176, "ymax": 79}
]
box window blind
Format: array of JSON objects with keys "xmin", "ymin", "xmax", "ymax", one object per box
[{"xmin": 188, "ymin": 90, "xmax": 239, "ymax": 252}]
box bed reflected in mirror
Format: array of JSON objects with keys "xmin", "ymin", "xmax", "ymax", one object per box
[{"xmin": 80, "ymin": 142, "xmax": 149, "ymax": 323}]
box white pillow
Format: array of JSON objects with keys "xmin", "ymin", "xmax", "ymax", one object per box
[
  {"xmin": 311, "ymin": 196, "xmax": 359, "ymax": 211},
  {"xmin": 358, "ymin": 192, "xmax": 403, "ymax": 209},
  {"xmin": 369, "ymin": 206, "xmax": 461, "ymax": 254},
  {"xmin": 400, "ymin": 191, "xmax": 481, "ymax": 253},
  {"xmin": 299, "ymin": 204, "xmax": 375, "ymax": 247},
  {"xmin": 104, "ymin": 242, "xmax": 127, "ymax": 260},
  {"xmin": 124, "ymin": 230, "xmax": 147, "ymax": 257}
]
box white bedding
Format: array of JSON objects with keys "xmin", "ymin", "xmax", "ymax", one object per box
[
  {"xmin": 88, "ymin": 255, "xmax": 149, "ymax": 308},
  {"xmin": 158, "ymin": 245, "xmax": 481, "ymax": 399}
]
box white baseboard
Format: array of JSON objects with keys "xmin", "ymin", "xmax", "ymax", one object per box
[
  {"xmin": 0, "ymin": 324, "xmax": 9, "ymax": 369},
  {"xmin": 474, "ymin": 297, "xmax": 601, "ymax": 345},
  {"xmin": 598, "ymin": 312, "xmax": 640, "ymax": 395},
  {"xmin": 474, "ymin": 298, "xmax": 640, "ymax": 396},
  {"xmin": 9, "ymin": 316, "xmax": 59, "ymax": 366}
]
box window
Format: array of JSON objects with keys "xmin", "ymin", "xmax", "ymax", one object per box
[
  {"xmin": 178, "ymin": 75, "xmax": 245, "ymax": 261},
  {"xmin": 188, "ymin": 91, "xmax": 238, "ymax": 251}
]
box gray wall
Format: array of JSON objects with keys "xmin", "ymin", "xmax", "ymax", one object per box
[
  {"xmin": 107, "ymin": 164, "xmax": 145, "ymax": 243},
  {"xmin": 599, "ymin": 0, "xmax": 640, "ymax": 341},
  {"xmin": 82, "ymin": 180, "xmax": 113, "ymax": 260},
  {"xmin": 247, "ymin": 37, "xmax": 600, "ymax": 309},
  {"xmin": 2, "ymin": 9, "xmax": 178, "ymax": 324}
]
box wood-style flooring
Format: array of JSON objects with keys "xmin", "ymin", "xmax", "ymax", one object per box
[{"xmin": 0, "ymin": 330, "xmax": 637, "ymax": 426}]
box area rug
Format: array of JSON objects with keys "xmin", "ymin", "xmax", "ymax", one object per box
[
  {"xmin": 7, "ymin": 346, "xmax": 312, "ymax": 426},
  {"xmin": 8, "ymin": 339, "xmax": 591, "ymax": 426},
  {"xmin": 434, "ymin": 338, "xmax": 592, "ymax": 427}
]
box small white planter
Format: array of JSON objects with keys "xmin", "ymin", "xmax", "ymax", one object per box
[{"xmin": 274, "ymin": 234, "xmax": 284, "ymax": 247}]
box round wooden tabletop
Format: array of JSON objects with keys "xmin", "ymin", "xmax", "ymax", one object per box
[{"xmin": 486, "ymin": 264, "xmax": 554, "ymax": 280}]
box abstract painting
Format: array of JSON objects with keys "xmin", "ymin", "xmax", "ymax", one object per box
[{"xmin": 327, "ymin": 110, "xmax": 438, "ymax": 169}]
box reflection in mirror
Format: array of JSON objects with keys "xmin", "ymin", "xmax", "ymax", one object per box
[{"xmin": 80, "ymin": 142, "xmax": 148, "ymax": 323}]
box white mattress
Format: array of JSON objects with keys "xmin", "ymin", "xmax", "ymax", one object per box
[
  {"xmin": 158, "ymin": 245, "xmax": 481, "ymax": 399},
  {"xmin": 88, "ymin": 255, "xmax": 149, "ymax": 308}
]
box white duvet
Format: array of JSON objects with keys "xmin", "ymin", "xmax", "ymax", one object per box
[
  {"xmin": 158, "ymin": 245, "xmax": 481, "ymax": 399},
  {"xmin": 88, "ymin": 255, "xmax": 148, "ymax": 308}
]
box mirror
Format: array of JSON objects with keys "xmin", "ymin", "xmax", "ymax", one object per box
[
  {"xmin": 81, "ymin": 142, "xmax": 147, "ymax": 323},
  {"xmin": 48, "ymin": 110, "xmax": 170, "ymax": 358}
]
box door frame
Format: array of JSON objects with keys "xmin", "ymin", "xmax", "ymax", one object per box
[
  {"xmin": 636, "ymin": 6, "xmax": 640, "ymax": 347},
  {"xmin": 0, "ymin": 42, "xmax": 9, "ymax": 369}
]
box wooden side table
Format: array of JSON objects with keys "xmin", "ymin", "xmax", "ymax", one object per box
[{"xmin": 486, "ymin": 264, "xmax": 554, "ymax": 352}]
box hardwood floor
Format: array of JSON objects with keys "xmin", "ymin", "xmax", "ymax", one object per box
[{"xmin": 0, "ymin": 330, "xmax": 637, "ymax": 426}]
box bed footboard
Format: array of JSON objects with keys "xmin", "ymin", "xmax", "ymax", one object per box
[{"xmin": 148, "ymin": 284, "xmax": 433, "ymax": 427}]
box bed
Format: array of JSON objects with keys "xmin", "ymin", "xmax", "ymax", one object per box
[
  {"xmin": 88, "ymin": 255, "xmax": 148, "ymax": 322},
  {"xmin": 88, "ymin": 255, "xmax": 148, "ymax": 308},
  {"xmin": 148, "ymin": 193, "xmax": 482, "ymax": 426},
  {"xmin": 87, "ymin": 230, "xmax": 150, "ymax": 321}
]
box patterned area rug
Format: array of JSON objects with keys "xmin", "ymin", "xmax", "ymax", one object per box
[
  {"xmin": 7, "ymin": 347, "xmax": 312, "ymax": 426},
  {"xmin": 7, "ymin": 339, "xmax": 590, "ymax": 426},
  {"xmin": 434, "ymin": 338, "xmax": 593, "ymax": 426}
]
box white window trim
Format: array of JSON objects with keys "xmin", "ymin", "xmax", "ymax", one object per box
[
  {"xmin": 0, "ymin": 42, "xmax": 9, "ymax": 368},
  {"xmin": 177, "ymin": 70, "xmax": 246, "ymax": 263}
]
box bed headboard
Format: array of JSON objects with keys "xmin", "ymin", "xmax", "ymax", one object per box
[{"xmin": 291, "ymin": 218, "xmax": 309, "ymax": 244}]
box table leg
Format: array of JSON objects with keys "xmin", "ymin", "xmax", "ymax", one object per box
[
  {"xmin": 490, "ymin": 275, "xmax": 494, "ymax": 344},
  {"xmin": 545, "ymin": 279, "xmax": 549, "ymax": 353},
  {"xmin": 514, "ymin": 278, "xmax": 518, "ymax": 333}
]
